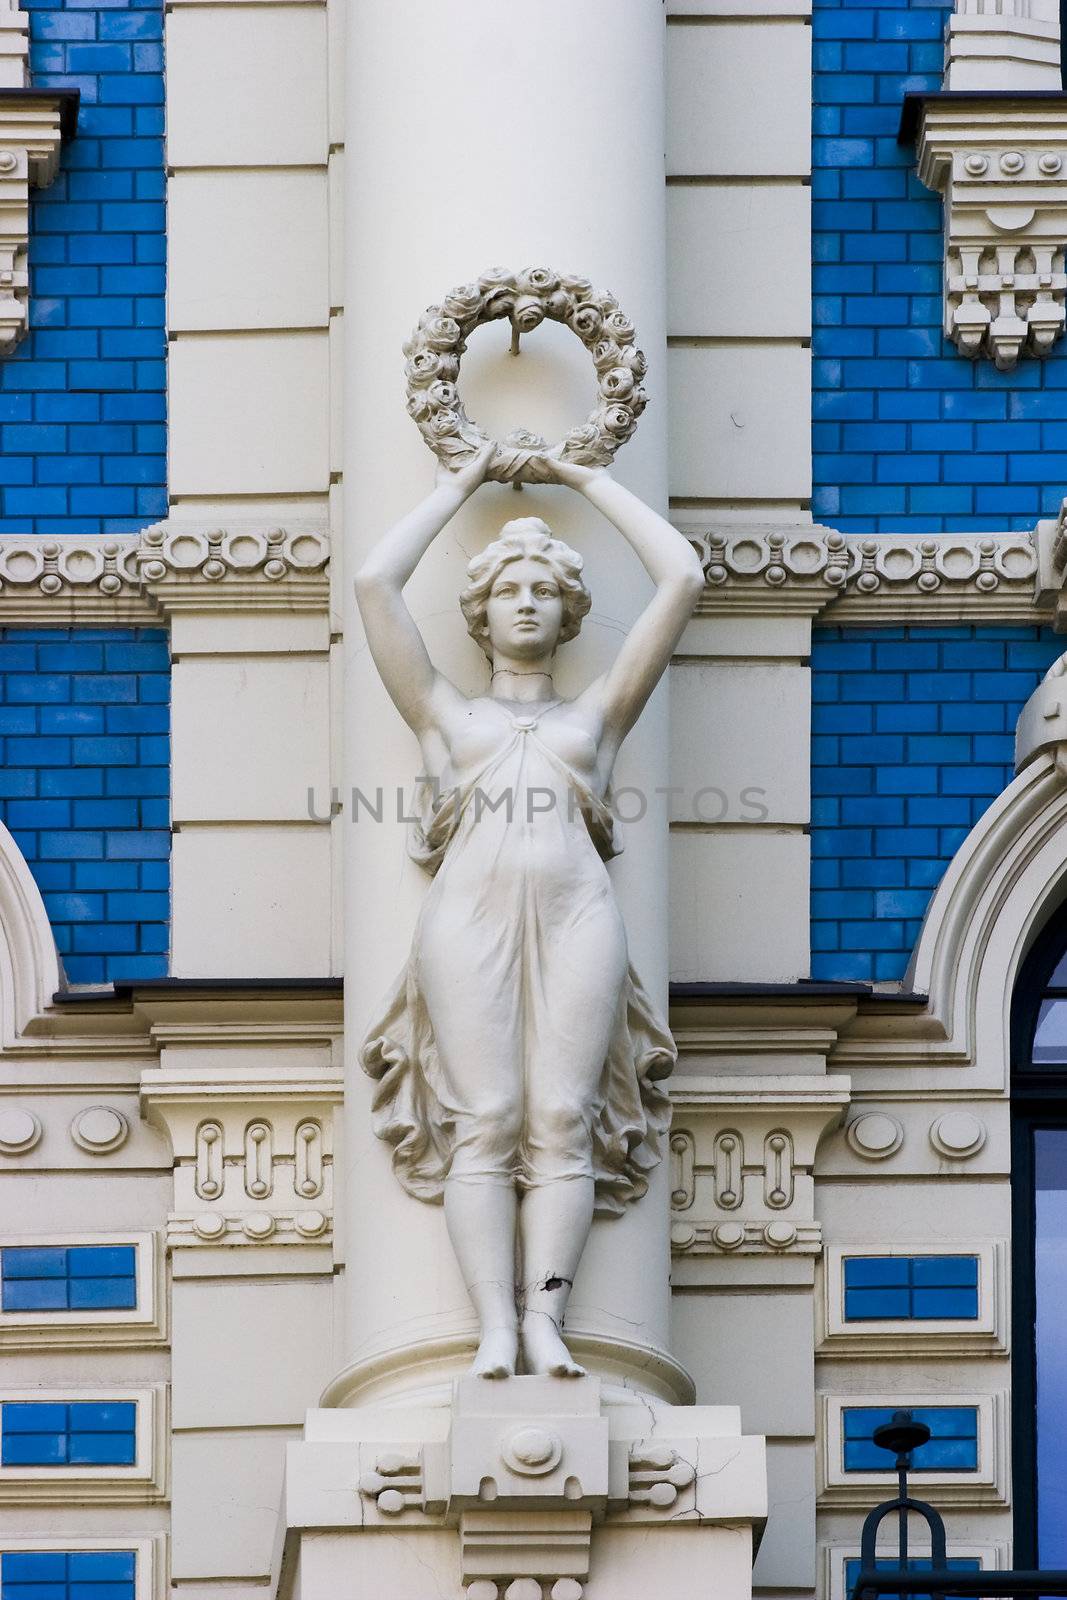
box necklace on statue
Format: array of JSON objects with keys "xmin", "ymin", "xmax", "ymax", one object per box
[{"xmin": 491, "ymin": 669, "xmax": 554, "ymax": 681}]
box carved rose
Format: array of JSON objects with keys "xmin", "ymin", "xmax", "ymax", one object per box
[
  {"xmin": 616, "ymin": 345, "xmax": 648, "ymax": 379},
  {"xmin": 406, "ymin": 391, "xmax": 433, "ymax": 422},
  {"xmin": 479, "ymin": 267, "xmax": 518, "ymax": 293},
  {"xmin": 442, "ymin": 284, "xmax": 483, "ymax": 322},
  {"xmin": 423, "ymin": 316, "xmax": 462, "ymax": 352},
  {"xmin": 592, "ymin": 339, "xmax": 624, "ymax": 372},
  {"xmin": 570, "ymin": 304, "xmax": 603, "ymax": 341},
  {"xmin": 601, "ymin": 403, "xmax": 635, "ymax": 435},
  {"xmin": 518, "ymin": 266, "xmax": 559, "ymax": 295},
  {"xmin": 482, "ymin": 289, "xmax": 515, "ymax": 322},
  {"xmin": 435, "ymin": 354, "xmax": 460, "ymax": 382},
  {"xmin": 503, "ymin": 427, "xmax": 548, "ymax": 450},
  {"xmin": 428, "ymin": 380, "xmax": 459, "ymax": 409},
  {"xmin": 405, "ymin": 351, "xmax": 442, "ymax": 387},
  {"xmin": 430, "ymin": 410, "xmax": 462, "ymax": 437},
  {"xmin": 600, "ymin": 367, "xmax": 635, "ymax": 401},
  {"xmin": 562, "ymin": 274, "xmax": 595, "ymax": 301},
  {"xmin": 603, "ymin": 310, "xmax": 636, "ymax": 344},
  {"xmin": 544, "ymin": 289, "xmax": 571, "ymax": 321},
  {"xmin": 512, "ymin": 296, "xmax": 545, "ymax": 335}
]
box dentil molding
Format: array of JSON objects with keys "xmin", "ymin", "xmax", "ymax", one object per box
[{"xmin": 910, "ymin": 92, "xmax": 1067, "ymax": 369}]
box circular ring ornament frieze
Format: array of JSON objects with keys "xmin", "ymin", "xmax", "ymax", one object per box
[
  {"xmin": 70, "ymin": 1105, "xmax": 129, "ymax": 1154},
  {"xmin": 0, "ymin": 1107, "xmax": 41, "ymax": 1155},
  {"xmin": 404, "ymin": 267, "xmax": 648, "ymax": 485}
]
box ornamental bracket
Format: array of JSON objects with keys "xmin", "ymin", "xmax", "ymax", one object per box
[
  {"xmin": 904, "ymin": 90, "xmax": 1067, "ymax": 370},
  {"xmin": 0, "ymin": 0, "xmax": 78, "ymax": 351}
]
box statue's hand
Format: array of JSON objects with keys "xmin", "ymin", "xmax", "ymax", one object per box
[
  {"xmin": 531, "ymin": 453, "xmax": 607, "ymax": 492},
  {"xmin": 436, "ymin": 440, "xmax": 495, "ymax": 498}
]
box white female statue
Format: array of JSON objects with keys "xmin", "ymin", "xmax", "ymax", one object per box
[{"xmin": 355, "ymin": 446, "xmax": 704, "ymax": 1380}]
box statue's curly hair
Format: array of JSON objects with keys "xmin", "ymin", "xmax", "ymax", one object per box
[{"xmin": 459, "ymin": 518, "xmax": 592, "ymax": 661}]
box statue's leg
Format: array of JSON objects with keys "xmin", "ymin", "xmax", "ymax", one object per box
[
  {"xmin": 419, "ymin": 915, "xmax": 525, "ymax": 1378},
  {"xmin": 444, "ymin": 1177, "xmax": 520, "ymax": 1378},
  {"xmin": 518, "ymin": 901, "xmax": 627, "ymax": 1377}
]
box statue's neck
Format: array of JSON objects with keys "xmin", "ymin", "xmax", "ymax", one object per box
[{"xmin": 489, "ymin": 664, "xmax": 557, "ymax": 704}]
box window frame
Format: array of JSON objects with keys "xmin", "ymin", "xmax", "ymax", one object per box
[
  {"xmin": 819, "ymin": 1241, "xmax": 1005, "ymax": 1359},
  {"xmin": 818, "ymin": 1391, "xmax": 1008, "ymax": 1509},
  {"xmin": 1008, "ymin": 901, "xmax": 1067, "ymax": 1566},
  {"xmin": 0, "ymin": 1235, "xmax": 163, "ymax": 1351},
  {"xmin": 0, "ymin": 1387, "xmax": 166, "ymax": 1505},
  {"xmin": 0, "ymin": 1535, "xmax": 165, "ymax": 1600}
]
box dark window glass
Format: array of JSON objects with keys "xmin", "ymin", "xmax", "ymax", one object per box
[
  {"xmin": 1, "ymin": 1551, "xmax": 136, "ymax": 1600},
  {"xmin": 842, "ymin": 1406, "xmax": 979, "ymax": 1472},
  {"xmin": 843, "ymin": 1256, "xmax": 979, "ymax": 1322},
  {"xmin": 1034, "ymin": 1128, "xmax": 1067, "ymax": 1564},
  {"xmin": 0, "ymin": 1248, "xmax": 136, "ymax": 1314},
  {"xmin": 1, "ymin": 1403, "xmax": 136, "ymax": 1467}
]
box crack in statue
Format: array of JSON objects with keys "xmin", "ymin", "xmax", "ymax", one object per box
[{"xmin": 355, "ymin": 443, "xmax": 704, "ymax": 1380}]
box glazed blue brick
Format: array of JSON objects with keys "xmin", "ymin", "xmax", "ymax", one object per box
[
  {"xmin": 0, "ymin": 628, "xmax": 169, "ymax": 980},
  {"xmin": 811, "ymin": 625, "xmax": 1063, "ymax": 979},
  {"xmin": 812, "ymin": 0, "xmax": 1067, "ymax": 529}
]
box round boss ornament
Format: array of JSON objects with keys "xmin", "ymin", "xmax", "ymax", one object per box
[{"xmin": 403, "ymin": 266, "xmax": 648, "ymax": 485}]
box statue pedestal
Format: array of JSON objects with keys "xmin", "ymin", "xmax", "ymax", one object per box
[{"xmin": 274, "ymin": 1378, "xmax": 766, "ymax": 1600}]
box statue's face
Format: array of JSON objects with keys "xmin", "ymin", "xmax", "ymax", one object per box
[{"xmin": 485, "ymin": 557, "xmax": 564, "ymax": 660}]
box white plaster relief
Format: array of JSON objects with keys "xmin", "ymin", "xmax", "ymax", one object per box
[
  {"xmin": 946, "ymin": 0, "xmax": 1060, "ymax": 91},
  {"xmin": 666, "ymin": 1075, "xmax": 849, "ymax": 1260},
  {"xmin": 915, "ymin": 98, "xmax": 1067, "ymax": 367}
]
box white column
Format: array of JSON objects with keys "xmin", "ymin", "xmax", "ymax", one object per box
[{"xmin": 334, "ymin": 0, "xmax": 688, "ymax": 1407}]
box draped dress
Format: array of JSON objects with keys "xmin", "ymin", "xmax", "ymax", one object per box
[{"xmin": 360, "ymin": 696, "xmax": 675, "ymax": 1217}]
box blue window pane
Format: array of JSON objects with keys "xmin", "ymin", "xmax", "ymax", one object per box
[
  {"xmin": 69, "ymin": 1403, "xmax": 135, "ymax": 1433},
  {"xmin": 912, "ymin": 1287, "xmax": 979, "ymax": 1320},
  {"xmin": 3, "ymin": 1404, "xmax": 68, "ymax": 1433},
  {"xmin": 67, "ymin": 1558, "xmax": 134, "ymax": 1584},
  {"xmin": 67, "ymin": 1434, "xmax": 136, "ymax": 1467},
  {"xmin": 0, "ymin": 1247, "xmax": 137, "ymax": 1314},
  {"xmin": 66, "ymin": 1249, "xmax": 135, "ymax": 1280},
  {"xmin": 67, "ymin": 1279, "xmax": 136, "ymax": 1312},
  {"xmin": 2, "ymin": 1551, "xmax": 136, "ymax": 1600},
  {"xmin": 844, "ymin": 1287, "xmax": 912, "ymax": 1320},
  {"xmin": 2, "ymin": 1557, "xmax": 67, "ymax": 1583},
  {"xmin": 842, "ymin": 1255, "xmax": 980, "ymax": 1322},
  {"xmin": 2, "ymin": 1433, "xmax": 67, "ymax": 1466},
  {"xmin": 2, "ymin": 1280, "xmax": 68, "ymax": 1312},
  {"xmin": 843, "ymin": 1406, "xmax": 978, "ymax": 1472},
  {"xmin": 3, "ymin": 1586, "xmax": 70, "ymax": 1600},
  {"xmin": 1, "ymin": 1401, "xmax": 136, "ymax": 1468},
  {"xmin": 911, "ymin": 1256, "xmax": 978, "ymax": 1288},
  {"xmin": 844, "ymin": 1258, "xmax": 910, "ymax": 1287},
  {"xmin": 1, "ymin": 1249, "xmax": 67, "ymax": 1280}
]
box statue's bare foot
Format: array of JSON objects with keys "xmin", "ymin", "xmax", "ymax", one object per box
[
  {"xmin": 521, "ymin": 1311, "xmax": 586, "ymax": 1378},
  {"xmin": 472, "ymin": 1326, "xmax": 518, "ymax": 1379}
]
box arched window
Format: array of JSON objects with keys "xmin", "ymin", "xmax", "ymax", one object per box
[{"xmin": 1011, "ymin": 902, "xmax": 1067, "ymax": 1567}]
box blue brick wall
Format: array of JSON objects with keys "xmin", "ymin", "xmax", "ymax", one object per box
[
  {"xmin": 813, "ymin": 0, "xmax": 1067, "ymax": 532},
  {"xmin": 0, "ymin": 628, "xmax": 169, "ymax": 984},
  {"xmin": 811, "ymin": 624, "xmax": 1063, "ymax": 980},
  {"xmin": 0, "ymin": 0, "xmax": 166, "ymax": 535}
]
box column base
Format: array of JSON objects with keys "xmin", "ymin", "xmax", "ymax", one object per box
[{"xmin": 274, "ymin": 1376, "xmax": 766, "ymax": 1600}]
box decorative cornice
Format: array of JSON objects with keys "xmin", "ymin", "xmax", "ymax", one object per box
[
  {"xmin": 0, "ymin": 520, "xmax": 330, "ymax": 621},
  {"xmin": 676, "ymin": 520, "xmax": 1047, "ymax": 621}
]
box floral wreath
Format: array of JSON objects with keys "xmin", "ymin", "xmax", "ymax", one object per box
[{"xmin": 403, "ymin": 266, "xmax": 648, "ymax": 485}]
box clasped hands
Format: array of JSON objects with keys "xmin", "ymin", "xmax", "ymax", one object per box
[{"xmin": 436, "ymin": 441, "xmax": 604, "ymax": 500}]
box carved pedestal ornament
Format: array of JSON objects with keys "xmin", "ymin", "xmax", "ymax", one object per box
[{"xmin": 356, "ymin": 272, "xmax": 704, "ymax": 1384}]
